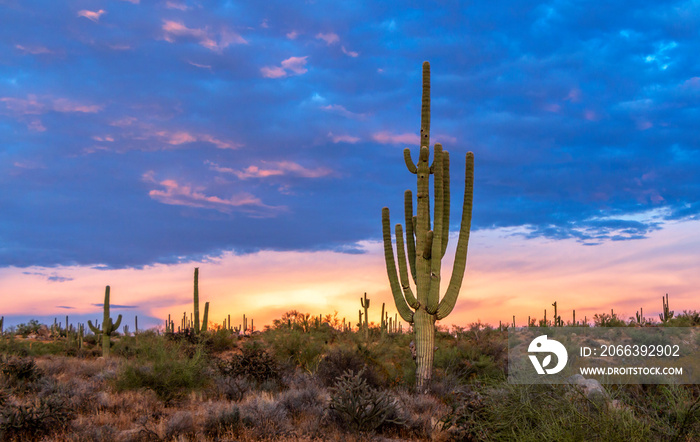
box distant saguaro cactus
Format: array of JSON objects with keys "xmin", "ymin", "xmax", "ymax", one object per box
[
  {"xmin": 88, "ymin": 286, "xmax": 122, "ymax": 357},
  {"xmin": 659, "ymin": 293, "xmax": 674, "ymax": 323},
  {"xmin": 381, "ymin": 61, "xmax": 474, "ymax": 392}
]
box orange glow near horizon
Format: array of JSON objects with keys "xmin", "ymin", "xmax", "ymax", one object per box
[{"xmin": 1, "ymin": 219, "xmax": 698, "ymax": 330}]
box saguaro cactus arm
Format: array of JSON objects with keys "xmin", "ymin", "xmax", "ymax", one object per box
[
  {"xmin": 382, "ymin": 208, "xmax": 415, "ymax": 323},
  {"xmin": 435, "ymin": 152, "xmax": 474, "ymax": 320}
]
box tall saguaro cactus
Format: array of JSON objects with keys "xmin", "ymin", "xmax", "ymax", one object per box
[
  {"xmin": 382, "ymin": 61, "xmax": 474, "ymax": 392},
  {"xmin": 88, "ymin": 286, "xmax": 122, "ymax": 357}
]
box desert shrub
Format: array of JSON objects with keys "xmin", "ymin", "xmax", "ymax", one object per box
[
  {"xmin": 217, "ymin": 342, "xmax": 280, "ymax": 385},
  {"xmin": 633, "ymin": 384, "xmax": 700, "ymax": 440},
  {"xmin": 0, "ymin": 336, "xmax": 30, "ymax": 357},
  {"xmin": 668, "ymin": 310, "xmax": 700, "ymax": 327},
  {"xmin": 113, "ymin": 344, "xmax": 208, "ymax": 404},
  {"xmin": 464, "ymin": 382, "xmax": 654, "ymax": 441},
  {"xmin": 328, "ymin": 369, "xmax": 405, "ymax": 433},
  {"xmin": 267, "ymin": 329, "xmax": 326, "ymax": 372},
  {"xmin": 0, "ymin": 356, "xmax": 41, "ymax": 388},
  {"xmin": 164, "ymin": 411, "xmax": 196, "ymax": 440},
  {"xmin": 203, "ymin": 404, "xmax": 242, "ymax": 438},
  {"xmin": 277, "ymin": 386, "xmax": 325, "ymax": 418},
  {"xmin": 439, "ymin": 386, "xmax": 489, "ymax": 441},
  {"xmin": 202, "ymin": 328, "xmax": 236, "ymax": 353},
  {"xmin": 316, "ymin": 347, "xmax": 383, "ymax": 388},
  {"xmin": 14, "ymin": 319, "xmax": 41, "ymax": 337},
  {"xmin": 0, "ymin": 395, "xmax": 73, "ymax": 440},
  {"xmin": 594, "ymin": 312, "xmax": 627, "ymax": 327},
  {"xmin": 239, "ymin": 393, "xmax": 294, "ymax": 439}
]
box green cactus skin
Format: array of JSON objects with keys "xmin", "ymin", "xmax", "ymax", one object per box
[
  {"xmin": 201, "ymin": 302, "xmax": 209, "ymax": 332},
  {"xmin": 382, "ymin": 62, "xmax": 474, "ymax": 392},
  {"xmin": 193, "ymin": 267, "xmax": 201, "ymax": 333},
  {"xmin": 659, "ymin": 293, "xmax": 674, "ymax": 323},
  {"xmin": 360, "ymin": 293, "xmax": 370, "ymax": 339},
  {"xmin": 87, "ymin": 286, "xmax": 122, "ymax": 357}
]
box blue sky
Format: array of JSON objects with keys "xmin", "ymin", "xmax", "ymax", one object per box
[{"xmin": 1, "ymin": 1, "xmax": 699, "ymax": 328}]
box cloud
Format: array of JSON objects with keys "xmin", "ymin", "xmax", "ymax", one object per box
[
  {"xmin": 261, "ymin": 56, "xmax": 309, "ymax": 78},
  {"xmin": 341, "ymin": 46, "xmax": 359, "ymax": 57},
  {"xmin": 143, "ymin": 172, "xmax": 284, "ymax": 215},
  {"xmin": 328, "ymin": 132, "xmax": 360, "ymax": 143},
  {"xmin": 260, "ymin": 66, "xmax": 287, "ymax": 79},
  {"xmin": 281, "ymin": 56, "xmax": 309, "ymax": 74},
  {"xmin": 77, "ymin": 9, "xmax": 106, "ymax": 22},
  {"xmin": 162, "ymin": 20, "xmax": 247, "ymax": 51},
  {"xmin": 0, "ymin": 95, "xmax": 101, "ymax": 132},
  {"xmin": 15, "ymin": 44, "xmax": 52, "ymax": 55},
  {"xmin": 165, "ymin": 1, "xmax": 187, "ymax": 10},
  {"xmin": 119, "ymin": 0, "xmax": 140, "ymax": 3},
  {"xmin": 320, "ymin": 104, "xmax": 366, "ymax": 119},
  {"xmin": 22, "ymin": 271, "xmax": 73, "ymax": 283},
  {"xmin": 286, "ymin": 30, "xmax": 299, "ymax": 39},
  {"xmin": 207, "ymin": 160, "xmax": 333, "ymax": 179},
  {"xmin": 0, "ymin": 95, "xmax": 102, "ymax": 115},
  {"xmin": 372, "ymin": 131, "xmax": 420, "ymax": 145},
  {"xmin": 96, "ymin": 119, "xmax": 241, "ymax": 152},
  {"xmin": 92, "ymin": 303, "xmax": 138, "ymax": 308},
  {"xmin": 315, "ymin": 32, "xmax": 339, "ymax": 45}
]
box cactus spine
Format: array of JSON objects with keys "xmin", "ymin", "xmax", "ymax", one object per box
[
  {"xmin": 87, "ymin": 286, "xmax": 122, "ymax": 357},
  {"xmin": 659, "ymin": 293, "xmax": 674, "ymax": 323},
  {"xmin": 382, "ymin": 62, "xmax": 474, "ymax": 392}
]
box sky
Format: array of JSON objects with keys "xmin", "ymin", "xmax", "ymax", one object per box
[{"xmin": 1, "ymin": 0, "xmax": 699, "ymax": 331}]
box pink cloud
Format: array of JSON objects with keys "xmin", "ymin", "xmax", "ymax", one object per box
[
  {"xmin": 52, "ymin": 98, "xmax": 103, "ymax": 113},
  {"xmin": 207, "ymin": 160, "xmax": 332, "ymax": 179},
  {"xmin": 328, "ymin": 132, "xmax": 360, "ymax": 143},
  {"xmin": 681, "ymin": 77, "xmax": 700, "ymax": 89},
  {"xmin": 341, "ymin": 46, "xmax": 359, "ymax": 57},
  {"xmin": 636, "ymin": 120, "xmax": 653, "ymax": 130},
  {"xmin": 260, "ymin": 66, "xmax": 287, "ymax": 78},
  {"xmin": 321, "ymin": 104, "xmax": 366, "ymax": 119},
  {"xmin": 162, "ymin": 20, "xmax": 247, "ymax": 51},
  {"xmin": 187, "ymin": 60, "xmax": 212, "ymax": 70},
  {"xmin": 565, "ymin": 88, "xmax": 582, "ymax": 102},
  {"xmin": 165, "ymin": 0, "xmax": 186, "ymax": 9},
  {"xmin": 101, "ymin": 120, "xmax": 241, "ymax": 151},
  {"xmin": 15, "ymin": 44, "xmax": 52, "ymax": 55},
  {"xmin": 316, "ymin": 32, "xmax": 339, "ymax": 45},
  {"xmin": 27, "ymin": 119, "xmax": 46, "ymax": 132},
  {"xmin": 0, "ymin": 95, "xmax": 102, "ymax": 115},
  {"xmin": 261, "ymin": 56, "xmax": 309, "ymax": 78},
  {"xmin": 143, "ymin": 172, "xmax": 283, "ymax": 215},
  {"xmin": 77, "ymin": 9, "xmax": 106, "ymax": 22},
  {"xmin": 584, "ymin": 110, "xmax": 599, "ymax": 121},
  {"xmin": 281, "ymin": 56, "xmax": 308, "ymax": 74},
  {"xmin": 286, "ymin": 31, "xmax": 299, "ymax": 39},
  {"xmin": 119, "ymin": 0, "xmax": 140, "ymax": 3},
  {"xmin": 372, "ymin": 131, "xmax": 420, "ymax": 145}
]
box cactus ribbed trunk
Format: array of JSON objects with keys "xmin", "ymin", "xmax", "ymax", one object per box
[
  {"xmin": 194, "ymin": 267, "xmax": 200, "ymax": 333},
  {"xmin": 382, "ymin": 62, "xmax": 474, "ymax": 393},
  {"xmin": 414, "ymin": 308, "xmax": 435, "ymax": 388},
  {"xmin": 87, "ymin": 286, "xmax": 122, "ymax": 358}
]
